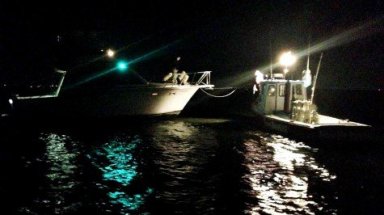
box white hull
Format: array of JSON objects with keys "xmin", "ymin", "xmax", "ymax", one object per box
[
  {"xmin": 262, "ymin": 113, "xmax": 371, "ymax": 142},
  {"xmin": 13, "ymin": 70, "xmax": 214, "ymax": 118},
  {"xmin": 60, "ymin": 83, "xmax": 202, "ymax": 117},
  {"xmin": 14, "ymin": 83, "xmax": 206, "ymax": 118}
]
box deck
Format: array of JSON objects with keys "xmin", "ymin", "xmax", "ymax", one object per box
[
  {"xmin": 263, "ymin": 113, "xmax": 372, "ymax": 142},
  {"xmin": 265, "ymin": 113, "xmax": 369, "ymax": 129}
]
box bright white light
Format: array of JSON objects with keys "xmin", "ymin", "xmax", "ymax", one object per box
[
  {"xmin": 302, "ymin": 69, "xmax": 312, "ymax": 88},
  {"xmin": 106, "ymin": 49, "xmax": 115, "ymax": 58},
  {"xmin": 255, "ymin": 70, "xmax": 264, "ymax": 84},
  {"xmin": 8, "ymin": 99, "xmax": 13, "ymax": 105},
  {"xmin": 279, "ymin": 51, "xmax": 297, "ymax": 67}
]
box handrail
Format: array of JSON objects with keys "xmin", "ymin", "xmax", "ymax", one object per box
[
  {"xmin": 16, "ymin": 69, "xmax": 67, "ymax": 100},
  {"xmin": 194, "ymin": 71, "xmax": 211, "ymax": 85}
]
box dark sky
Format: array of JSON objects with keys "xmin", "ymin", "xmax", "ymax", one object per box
[{"xmin": 1, "ymin": 0, "xmax": 383, "ymax": 89}]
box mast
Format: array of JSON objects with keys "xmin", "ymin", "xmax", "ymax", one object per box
[
  {"xmin": 302, "ymin": 34, "xmax": 312, "ymax": 88},
  {"xmin": 306, "ymin": 39, "xmax": 310, "ymax": 71},
  {"xmin": 310, "ymin": 53, "xmax": 323, "ymax": 104},
  {"xmin": 269, "ymin": 38, "xmax": 273, "ymax": 78}
]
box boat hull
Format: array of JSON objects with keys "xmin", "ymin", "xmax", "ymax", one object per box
[
  {"xmin": 263, "ymin": 114, "xmax": 374, "ymax": 143},
  {"xmin": 13, "ymin": 84, "xmax": 202, "ymax": 118}
]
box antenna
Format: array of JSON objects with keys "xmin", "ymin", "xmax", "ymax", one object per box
[
  {"xmin": 306, "ymin": 36, "xmax": 311, "ymax": 71},
  {"xmin": 302, "ymin": 34, "xmax": 312, "ymax": 88},
  {"xmin": 269, "ymin": 38, "xmax": 273, "ymax": 78},
  {"xmin": 310, "ymin": 53, "xmax": 323, "ymax": 104}
]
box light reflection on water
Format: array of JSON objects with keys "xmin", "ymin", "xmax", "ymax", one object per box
[
  {"xmin": 19, "ymin": 132, "xmax": 82, "ymax": 214},
  {"xmin": 242, "ymin": 132, "xmax": 337, "ymax": 215},
  {"xmin": 45, "ymin": 133, "xmax": 79, "ymax": 190},
  {"xmin": 148, "ymin": 120, "xmax": 219, "ymax": 214},
  {"xmin": 89, "ymin": 135, "xmax": 153, "ymax": 214},
  {"xmin": 9, "ymin": 119, "xmax": 344, "ymax": 214}
]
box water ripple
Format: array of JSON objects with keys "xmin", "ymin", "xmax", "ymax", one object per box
[
  {"xmin": 19, "ymin": 132, "xmax": 82, "ymax": 215},
  {"xmin": 242, "ymin": 132, "xmax": 337, "ymax": 215},
  {"xmin": 89, "ymin": 134, "xmax": 153, "ymax": 214},
  {"xmin": 5, "ymin": 119, "xmax": 350, "ymax": 214}
]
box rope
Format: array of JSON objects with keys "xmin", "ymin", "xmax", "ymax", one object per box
[{"xmin": 199, "ymin": 88, "xmax": 237, "ymax": 98}]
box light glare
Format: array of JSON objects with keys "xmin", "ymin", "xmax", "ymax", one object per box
[
  {"xmin": 117, "ymin": 61, "xmax": 129, "ymax": 72},
  {"xmin": 106, "ymin": 49, "xmax": 115, "ymax": 58},
  {"xmin": 279, "ymin": 51, "xmax": 297, "ymax": 67}
]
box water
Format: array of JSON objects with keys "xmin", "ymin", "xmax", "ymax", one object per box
[{"xmin": 1, "ymin": 118, "xmax": 383, "ymax": 215}]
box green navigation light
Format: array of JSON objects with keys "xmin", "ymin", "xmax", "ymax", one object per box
[{"xmin": 116, "ymin": 61, "xmax": 129, "ymax": 72}]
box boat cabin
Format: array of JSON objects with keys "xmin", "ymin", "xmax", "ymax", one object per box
[{"xmin": 255, "ymin": 79, "xmax": 307, "ymax": 115}]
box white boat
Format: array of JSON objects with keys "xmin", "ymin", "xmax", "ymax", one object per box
[
  {"xmin": 13, "ymin": 69, "xmax": 214, "ymax": 118},
  {"xmin": 246, "ymin": 50, "xmax": 374, "ymax": 141},
  {"xmin": 251, "ymin": 71, "xmax": 371, "ymax": 141}
]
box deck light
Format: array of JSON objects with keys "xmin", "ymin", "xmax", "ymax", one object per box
[
  {"xmin": 279, "ymin": 51, "xmax": 297, "ymax": 78},
  {"xmin": 106, "ymin": 49, "xmax": 115, "ymax": 58},
  {"xmin": 279, "ymin": 51, "xmax": 297, "ymax": 67}
]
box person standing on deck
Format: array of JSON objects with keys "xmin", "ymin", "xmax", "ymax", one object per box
[
  {"xmin": 172, "ymin": 56, "xmax": 182, "ymax": 84},
  {"xmin": 253, "ymin": 70, "xmax": 264, "ymax": 94}
]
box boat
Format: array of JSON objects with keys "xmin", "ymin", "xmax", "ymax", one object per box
[
  {"xmin": 253, "ymin": 79, "xmax": 371, "ymax": 141},
  {"xmin": 12, "ymin": 68, "xmax": 214, "ymax": 119},
  {"xmin": 251, "ymin": 53, "xmax": 371, "ymax": 142}
]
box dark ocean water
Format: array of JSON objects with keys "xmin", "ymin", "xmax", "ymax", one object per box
[
  {"xmin": 0, "ymin": 116, "xmax": 383, "ymax": 215},
  {"xmin": 314, "ymin": 89, "xmax": 384, "ymax": 128},
  {"xmin": 0, "ymin": 89, "xmax": 383, "ymax": 215}
]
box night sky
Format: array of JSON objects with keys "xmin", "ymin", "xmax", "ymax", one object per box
[{"xmin": 1, "ymin": 0, "xmax": 383, "ymax": 89}]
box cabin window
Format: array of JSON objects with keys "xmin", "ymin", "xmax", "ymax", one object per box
[
  {"xmin": 279, "ymin": 84, "xmax": 285, "ymax": 97},
  {"xmin": 295, "ymin": 84, "xmax": 302, "ymax": 96},
  {"xmin": 268, "ymin": 85, "xmax": 276, "ymax": 96}
]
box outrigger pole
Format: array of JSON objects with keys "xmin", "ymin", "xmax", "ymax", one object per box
[
  {"xmin": 306, "ymin": 38, "xmax": 310, "ymax": 71},
  {"xmin": 310, "ymin": 53, "xmax": 323, "ymax": 104},
  {"xmin": 269, "ymin": 37, "xmax": 273, "ymax": 78}
]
